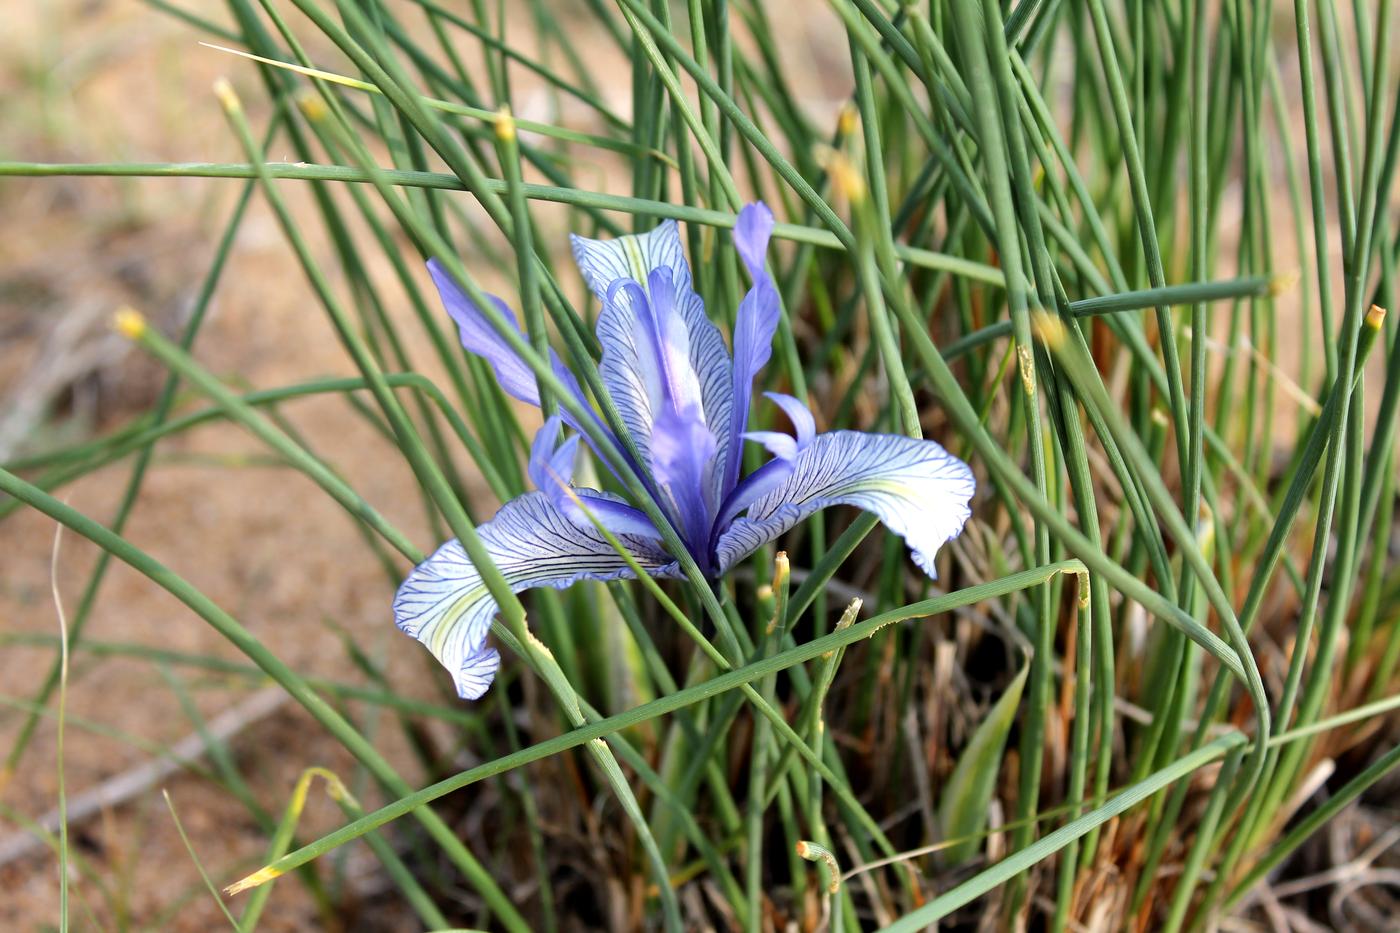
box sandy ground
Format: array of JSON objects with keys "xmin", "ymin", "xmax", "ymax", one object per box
[
  {"xmin": 0, "ymin": 2, "xmax": 464, "ymax": 927},
  {"xmin": 0, "ymin": 2, "xmax": 857, "ymax": 929}
]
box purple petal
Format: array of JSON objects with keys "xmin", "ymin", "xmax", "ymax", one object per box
[
  {"xmin": 567, "ymin": 489, "xmax": 664, "ymax": 540},
  {"xmin": 428, "ymin": 258, "xmax": 541, "ymax": 406},
  {"xmin": 528, "ymin": 416, "xmax": 659, "ymax": 540},
  {"xmin": 650, "ymin": 402, "xmax": 719, "ymax": 560},
  {"xmin": 722, "ymin": 204, "xmax": 781, "ymax": 496},
  {"xmin": 742, "ymin": 430, "xmax": 798, "ymax": 462},
  {"xmin": 734, "ymin": 201, "xmax": 776, "ymax": 279},
  {"xmin": 712, "ymin": 456, "xmax": 795, "ymax": 536},
  {"xmin": 764, "ymin": 392, "xmax": 816, "ymax": 449},
  {"xmin": 428, "ymin": 259, "xmax": 594, "ymax": 431},
  {"xmin": 527, "ymin": 415, "xmax": 579, "ymax": 492},
  {"xmin": 393, "ymin": 492, "xmax": 679, "ymax": 699},
  {"xmin": 573, "ymin": 222, "xmax": 733, "ymax": 507},
  {"xmin": 714, "ymin": 431, "xmax": 976, "ymax": 577}
]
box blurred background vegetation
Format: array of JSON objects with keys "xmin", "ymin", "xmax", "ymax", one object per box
[{"xmin": 2, "ymin": 0, "xmax": 1400, "ymax": 930}]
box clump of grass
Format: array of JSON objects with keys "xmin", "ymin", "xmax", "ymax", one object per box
[{"xmin": 3, "ymin": 0, "xmax": 1400, "ymax": 929}]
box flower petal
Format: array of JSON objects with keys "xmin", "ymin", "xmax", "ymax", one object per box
[
  {"xmin": 714, "ymin": 431, "xmax": 976, "ymax": 576},
  {"xmin": 572, "ymin": 218, "xmax": 695, "ymax": 302},
  {"xmin": 571, "ymin": 222, "xmax": 732, "ymax": 504},
  {"xmin": 764, "ymin": 392, "xmax": 816, "ymax": 449},
  {"xmin": 741, "ymin": 430, "xmax": 798, "ymax": 463},
  {"xmin": 722, "ymin": 204, "xmax": 781, "ymax": 495},
  {"xmin": 428, "ymin": 259, "xmax": 589, "ymax": 418},
  {"xmin": 528, "ymin": 416, "xmax": 661, "ymax": 540},
  {"xmin": 394, "ymin": 492, "xmax": 679, "ymax": 699},
  {"xmin": 429, "ymin": 258, "xmax": 541, "ymax": 405},
  {"xmin": 651, "ymin": 402, "xmax": 719, "ymax": 562}
]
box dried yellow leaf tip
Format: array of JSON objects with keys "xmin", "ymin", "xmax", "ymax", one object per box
[
  {"xmin": 825, "ymin": 150, "xmax": 867, "ymax": 205},
  {"xmin": 212, "ymin": 78, "xmax": 241, "ymax": 114},
  {"xmin": 297, "ymin": 91, "xmax": 328, "ymax": 123},
  {"xmin": 1268, "ymin": 269, "xmax": 1300, "ymax": 297},
  {"xmin": 773, "ymin": 551, "xmax": 789, "ymax": 587},
  {"xmin": 224, "ymin": 864, "xmax": 282, "ymax": 896},
  {"xmin": 794, "ymin": 840, "xmax": 841, "ymax": 893},
  {"xmin": 495, "ymin": 105, "xmax": 517, "ymax": 144},
  {"xmin": 837, "ymin": 102, "xmax": 859, "ymax": 138},
  {"xmin": 1366, "ymin": 304, "xmax": 1387, "ymax": 330},
  {"xmin": 113, "ymin": 307, "xmax": 147, "ymax": 340}
]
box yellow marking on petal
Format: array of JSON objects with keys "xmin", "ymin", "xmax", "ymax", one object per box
[{"xmin": 113, "ymin": 307, "xmax": 147, "ymax": 340}]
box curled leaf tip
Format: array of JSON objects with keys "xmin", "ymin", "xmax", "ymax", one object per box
[
  {"xmin": 795, "ymin": 840, "xmax": 841, "ymax": 893},
  {"xmin": 113, "ymin": 307, "xmax": 147, "ymax": 340}
]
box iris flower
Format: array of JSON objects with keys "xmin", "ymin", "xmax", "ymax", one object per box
[{"xmin": 395, "ymin": 203, "xmax": 976, "ymax": 699}]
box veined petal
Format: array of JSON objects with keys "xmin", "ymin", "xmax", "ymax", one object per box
[
  {"xmin": 712, "ymin": 455, "xmax": 794, "ymax": 535},
  {"xmin": 572, "ymin": 218, "xmax": 696, "ymax": 301},
  {"xmin": 715, "ymin": 431, "xmax": 975, "ymax": 576},
  {"xmin": 723, "ymin": 204, "xmax": 780, "ymax": 495},
  {"xmin": 393, "ymin": 492, "xmax": 679, "ymax": 699},
  {"xmin": 571, "ymin": 222, "xmax": 732, "ymax": 503}
]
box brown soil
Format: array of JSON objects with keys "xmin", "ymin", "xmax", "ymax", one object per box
[{"xmin": 0, "ymin": 2, "xmax": 465, "ymax": 928}]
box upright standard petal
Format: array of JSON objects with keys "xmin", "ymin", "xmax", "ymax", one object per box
[
  {"xmin": 394, "ymin": 493, "xmax": 679, "ymax": 699},
  {"xmin": 723, "ymin": 204, "xmax": 781, "ymax": 494},
  {"xmin": 714, "ymin": 431, "xmax": 976, "ymax": 576},
  {"xmin": 571, "ymin": 221, "xmax": 732, "ymax": 503}
]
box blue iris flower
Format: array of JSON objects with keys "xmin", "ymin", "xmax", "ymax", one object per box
[{"xmin": 395, "ymin": 203, "xmax": 976, "ymax": 699}]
